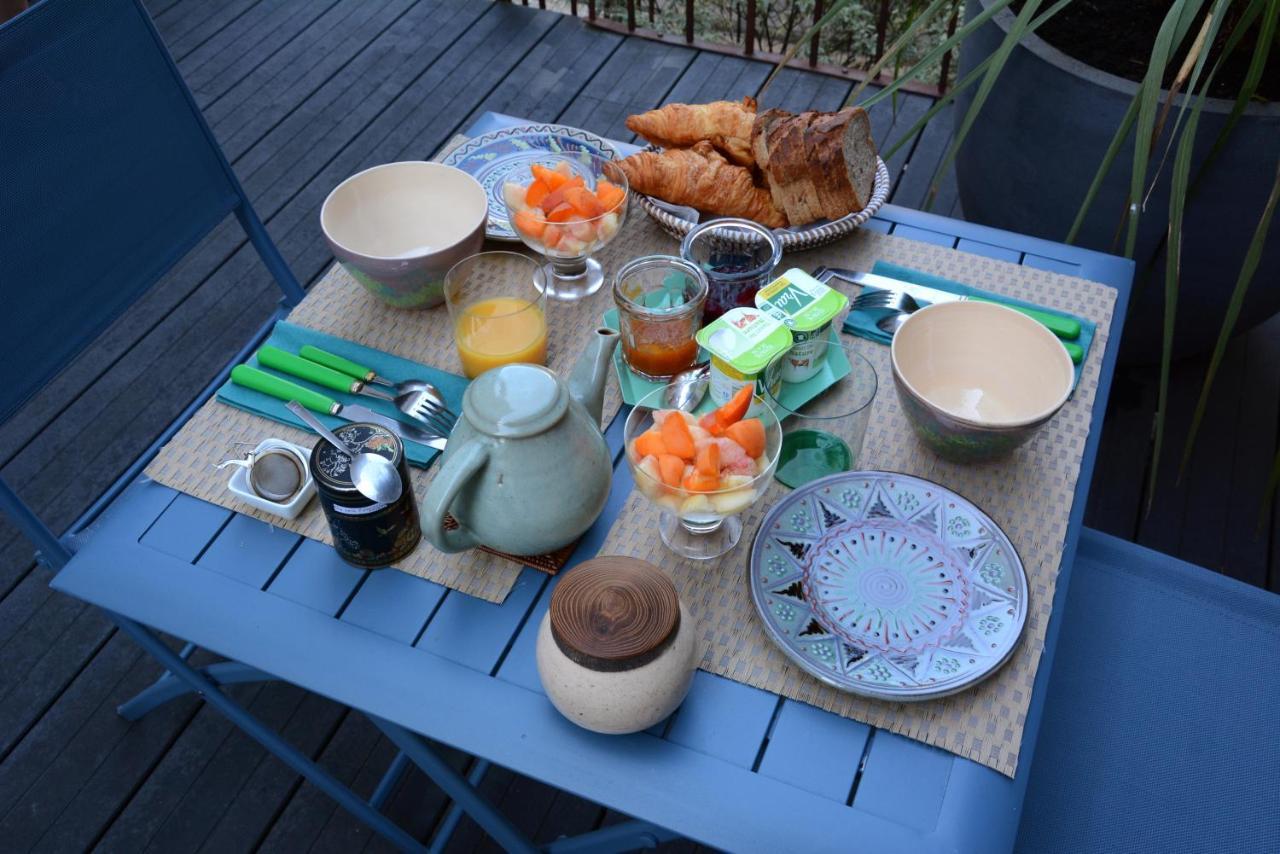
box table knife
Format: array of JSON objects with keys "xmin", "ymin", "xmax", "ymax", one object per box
[
  {"xmin": 816, "ymin": 267, "xmax": 1083, "ymax": 341},
  {"xmin": 230, "ymin": 365, "xmax": 446, "ymax": 450}
]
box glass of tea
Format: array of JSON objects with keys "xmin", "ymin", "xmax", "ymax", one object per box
[
  {"xmin": 679, "ymin": 217, "xmax": 782, "ymax": 324},
  {"xmin": 612, "ymin": 255, "xmax": 707, "ymax": 381}
]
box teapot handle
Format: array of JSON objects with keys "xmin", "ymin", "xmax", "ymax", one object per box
[{"xmin": 420, "ymin": 441, "xmax": 489, "ymax": 553}]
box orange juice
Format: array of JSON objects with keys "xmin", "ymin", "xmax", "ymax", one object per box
[{"xmin": 454, "ymin": 296, "xmax": 548, "ymax": 378}]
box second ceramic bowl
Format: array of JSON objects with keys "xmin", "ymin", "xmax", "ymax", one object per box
[
  {"xmin": 891, "ymin": 301, "xmax": 1074, "ymax": 462},
  {"xmin": 321, "ymin": 162, "xmax": 487, "ymax": 309}
]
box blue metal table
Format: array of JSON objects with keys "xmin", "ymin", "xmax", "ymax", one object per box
[{"xmin": 49, "ymin": 114, "xmax": 1134, "ymax": 853}]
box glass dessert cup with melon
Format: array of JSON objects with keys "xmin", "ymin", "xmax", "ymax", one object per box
[
  {"xmin": 503, "ymin": 153, "xmax": 629, "ymax": 302},
  {"xmin": 625, "ymin": 384, "xmax": 782, "ymax": 560}
]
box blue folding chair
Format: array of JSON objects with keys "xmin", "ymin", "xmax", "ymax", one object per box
[
  {"xmin": 1016, "ymin": 530, "xmax": 1280, "ymax": 852},
  {"xmin": 0, "ymin": 0, "xmax": 304, "ymax": 548},
  {"xmin": 0, "ymin": 0, "xmax": 412, "ymax": 839}
]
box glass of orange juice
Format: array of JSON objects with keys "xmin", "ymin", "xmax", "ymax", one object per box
[{"xmin": 444, "ymin": 252, "xmax": 548, "ymax": 379}]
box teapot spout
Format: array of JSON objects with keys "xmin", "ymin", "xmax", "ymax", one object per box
[{"xmin": 568, "ymin": 327, "xmax": 621, "ymax": 427}]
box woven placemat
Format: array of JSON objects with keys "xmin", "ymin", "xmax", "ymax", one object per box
[{"xmin": 595, "ymin": 222, "xmax": 1117, "ymax": 778}]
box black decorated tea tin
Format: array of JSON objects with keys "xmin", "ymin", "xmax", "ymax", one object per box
[{"xmin": 308, "ymin": 422, "xmax": 420, "ymax": 568}]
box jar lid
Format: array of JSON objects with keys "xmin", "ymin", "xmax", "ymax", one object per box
[
  {"xmin": 549, "ymin": 556, "xmax": 681, "ymax": 672},
  {"xmin": 308, "ymin": 422, "xmax": 402, "ymax": 494}
]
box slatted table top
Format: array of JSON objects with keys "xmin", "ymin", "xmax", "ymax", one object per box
[{"xmin": 51, "ymin": 135, "xmax": 1133, "ymax": 849}]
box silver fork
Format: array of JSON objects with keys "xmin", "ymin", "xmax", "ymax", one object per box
[
  {"xmin": 872, "ymin": 291, "xmax": 922, "ymax": 336},
  {"xmin": 400, "ymin": 390, "xmax": 458, "ymax": 436}
]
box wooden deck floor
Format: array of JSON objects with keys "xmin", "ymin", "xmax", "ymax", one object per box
[{"xmin": 0, "ymin": 1, "xmax": 1276, "ymax": 850}]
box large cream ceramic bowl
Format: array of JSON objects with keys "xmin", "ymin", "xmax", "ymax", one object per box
[
  {"xmin": 891, "ymin": 301, "xmax": 1074, "ymax": 462},
  {"xmin": 321, "ymin": 162, "xmax": 487, "ymax": 309}
]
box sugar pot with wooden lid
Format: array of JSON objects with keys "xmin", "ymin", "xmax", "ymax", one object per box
[{"xmin": 535, "ymin": 556, "xmax": 697, "ymax": 734}]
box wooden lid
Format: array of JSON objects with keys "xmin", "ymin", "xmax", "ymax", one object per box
[{"xmin": 549, "ymin": 556, "xmax": 681, "ymax": 672}]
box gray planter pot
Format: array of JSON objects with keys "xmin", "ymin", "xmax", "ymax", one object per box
[{"xmin": 954, "ymin": 0, "xmax": 1280, "ymax": 362}]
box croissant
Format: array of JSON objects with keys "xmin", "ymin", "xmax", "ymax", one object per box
[
  {"xmin": 619, "ymin": 141, "xmax": 788, "ymax": 228},
  {"xmin": 626, "ymin": 98, "xmax": 757, "ymax": 167}
]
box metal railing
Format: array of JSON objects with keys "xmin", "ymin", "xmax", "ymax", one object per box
[{"xmin": 499, "ymin": 0, "xmax": 957, "ymax": 97}]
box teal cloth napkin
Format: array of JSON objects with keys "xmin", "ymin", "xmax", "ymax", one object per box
[
  {"xmin": 841, "ymin": 261, "xmax": 1094, "ymax": 387},
  {"xmin": 215, "ymin": 320, "xmax": 468, "ymax": 467}
]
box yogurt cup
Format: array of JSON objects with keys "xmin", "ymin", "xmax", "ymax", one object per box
[
  {"xmin": 755, "ymin": 268, "xmax": 850, "ymax": 382},
  {"xmin": 695, "ymin": 307, "xmax": 792, "ymax": 417}
]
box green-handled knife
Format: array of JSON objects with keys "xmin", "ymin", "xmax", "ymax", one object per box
[
  {"xmin": 230, "ymin": 365, "xmax": 446, "ymax": 450},
  {"xmin": 818, "ymin": 267, "xmax": 1085, "ymax": 362}
]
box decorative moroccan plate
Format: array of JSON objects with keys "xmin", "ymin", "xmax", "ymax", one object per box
[
  {"xmin": 442, "ymin": 124, "xmax": 618, "ymax": 240},
  {"xmin": 635, "ymin": 152, "xmax": 890, "ymax": 253},
  {"xmin": 748, "ymin": 471, "xmax": 1028, "ymax": 701}
]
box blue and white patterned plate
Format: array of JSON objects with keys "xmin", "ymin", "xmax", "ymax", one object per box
[
  {"xmin": 748, "ymin": 471, "xmax": 1027, "ymax": 701},
  {"xmin": 442, "ymin": 124, "xmax": 619, "ymax": 240}
]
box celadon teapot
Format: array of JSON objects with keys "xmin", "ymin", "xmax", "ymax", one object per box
[{"xmin": 421, "ymin": 328, "xmax": 620, "ymax": 555}]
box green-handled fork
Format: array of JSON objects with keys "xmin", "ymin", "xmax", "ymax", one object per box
[{"xmin": 256, "ymin": 346, "xmax": 457, "ymax": 436}]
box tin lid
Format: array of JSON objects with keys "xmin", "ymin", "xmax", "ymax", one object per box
[
  {"xmin": 308, "ymin": 422, "xmax": 403, "ymax": 494},
  {"xmin": 695, "ymin": 307, "xmax": 792, "ymax": 375},
  {"xmin": 755, "ymin": 268, "xmax": 850, "ymax": 333}
]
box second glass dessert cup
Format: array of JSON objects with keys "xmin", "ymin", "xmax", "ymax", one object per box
[{"xmin": 625, "ymin": 384, "xmax": 782, "ymax": 560}]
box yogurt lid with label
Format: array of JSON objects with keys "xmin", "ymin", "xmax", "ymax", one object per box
[
  {"xmin": 695, "ymin": 307, "xmax": 793, "ymax": 375},
  {"xmin": 754, "ymin": 268, "xmax": 850, "ymax": 333}
]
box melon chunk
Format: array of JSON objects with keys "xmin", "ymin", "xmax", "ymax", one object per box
[{"xmin": 710, "ymin": 488, "xmax": 756, "ymax": 516}]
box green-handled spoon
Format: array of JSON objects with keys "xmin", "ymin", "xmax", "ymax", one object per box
[
  {"xmin": 298, "ymin": 345, "xmax": 449, "ymax": 412},
  {"xmin": 256, "ymin": 346, "xmax": 455, "ymax": 436}
]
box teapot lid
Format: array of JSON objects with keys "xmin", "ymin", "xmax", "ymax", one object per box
[
  {"xmin": 462, "ymin": 363, "xmax": 568, "ymax": 438},
  {"xmin": 550, "ymin": 556, "xmax": 681, "ymax": 672}
]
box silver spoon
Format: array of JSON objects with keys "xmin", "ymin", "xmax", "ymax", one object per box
[
  {"xmin": 663, "ymin": 362, "xmax": 711, "ymax": 411},
  {"xmin": 287, "ymin": 401, "xmax": 403, "ymax": 504}
]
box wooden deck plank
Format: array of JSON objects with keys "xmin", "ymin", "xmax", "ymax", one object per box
[
  {"xmin": 1136, "ymin": 356, "xmax": 1203, "ymax": 557},
  {"xmin": 253, "ymin": 715, "xmax": 396, "ymax": 852},
  {"xmin": 459, "ymin": 15, "xmax": 625, "ymax": 130},
  {"xmin": 557, "ymin": 37, "xmax": 697, "ymax": 142},
  {"xmin": 203, "ymin": 0, "xmax": 418, "ymax": 159},
  {"xmin": 186, "ymin": 691, "xmax": 348, "ymax": 852},
  {"xmin": 1176, "ymin": 339, "xmax": 1253, "ymax": 579},
  {"xmin": 889, "ymin": 101, "xmax": 954, "ymax": 210},
  {"xmin": 1228, "ymin": 315, "xmax": 1280, "ymax": 592},
  {"xmin": 0, "ymin": 632, "xmax": 196, "ymax": 849},
  {"xmin": 155, "ymin": 0, "xmax": 262, "ymax": 63},
  {"xmin": 92, "ymin": 681, "xmax": 272, "ymax": 852},
  {"xmin": 180, "ymin": 0, "xmax": 341, "ymax": 108},
  {"xmin": 758, "ymin": 66, "xmax": 852, "ymax": 112},
  {"xmin": 663, "ymin": 50, "xmax": 770, "ymax": 107},
  {"xmin": 1082, "ymin": 367, "xmax": 1155, "ymax": 540}
]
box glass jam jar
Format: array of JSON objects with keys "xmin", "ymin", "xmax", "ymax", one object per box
[
  {"xmin": 612, "ymin": 255, "xmax": 707, "ymax": 381},
  {"xmin": 679, "ymin": 218, "xmax": 782, "ymax": 324},
  {"xmin": 308, "ymin": 422, "xmax": 420, "ymax": 568}
]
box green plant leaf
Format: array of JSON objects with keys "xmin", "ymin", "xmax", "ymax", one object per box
[
  {"xmin": 855, "ymin": 0, "xmax": 1016, "ymax": 109},
  {"xmin": 1144, "ymin": 0, "xmax": 1232, "ymax": 207},
  {"xmin": 920, "ymin": 0, "xmax": 1047, "ymax": 211},
  {"xmin": 881, "ymin": 0, "xmax": 1076, "ymax": 159},
  {"xmin": 1179, "ymin": 153, "xmax": 1280, "ymax": 480},
  {"xmin": 846, "ymin": 0, "xmax": 952, "ymax": 106},
  {"xmin": 1191, "ymin": 0, "xmax": 1279, "ymax": 194},
  {"xmin": 757, "ymin": 0, "xmax": 860, "ymax": 100},
  {"xmin": 1123, "ymin": 0, "xmax": 1207, "ymax": 259}
]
